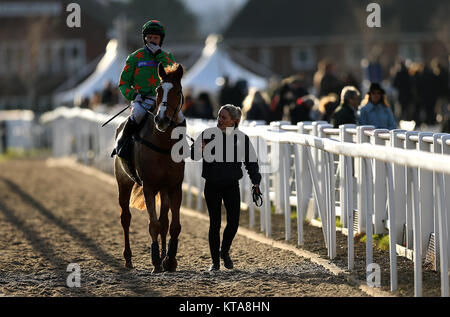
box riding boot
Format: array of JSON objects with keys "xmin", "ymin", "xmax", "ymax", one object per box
[{"xmin": 111, "ymin": 117, "xmax": 139, "ymax": 160}]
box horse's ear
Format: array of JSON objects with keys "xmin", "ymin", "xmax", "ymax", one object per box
[
  {"xmin": 158, "ymin": 63, "xmax": 166, "ymax": 80},
  {"xmin": 175, "ymin": 64, "xmax": 184, "ymax": 81}
]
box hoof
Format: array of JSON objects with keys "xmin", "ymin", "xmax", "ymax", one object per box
[
  {"xmin": 152, "ymin": 265, "xmax": 163, "ymax": 274},
  {"xmin": 162, "ymin": 257, "xmax": 177, "ymax": 272},
  {"xmin": 124, "ymin": 260, "xmax": 133, "ymax": 269}
]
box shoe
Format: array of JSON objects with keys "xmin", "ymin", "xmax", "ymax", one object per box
[
  {"xmin": 220, "ymin": 251, "xmax": 233, "ymax": 269},
  {"xmin": 208, "ymin": 262, "xmax": 220, "ymax": 271},
  {"xmin": 112, "ymin": 118, "xmax": 139, "ymax": 160}
]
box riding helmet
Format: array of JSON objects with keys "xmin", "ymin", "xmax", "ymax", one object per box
[{"xmin": 142, "ymin": 20, "xmax": 165, "ymax": 46}]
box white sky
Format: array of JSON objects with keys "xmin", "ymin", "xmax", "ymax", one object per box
[{"xmin": 180, "ymin": 0, "xmax": 248, "ymax": 35}]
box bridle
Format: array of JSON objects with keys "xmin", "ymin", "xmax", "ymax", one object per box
[{"xmin": 155, "ymin": 82, "xmax": 184, "ymax": 128}]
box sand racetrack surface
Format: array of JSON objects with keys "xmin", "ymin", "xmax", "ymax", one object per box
[{"xmin": 0, "ymin": 159, "xmax": 369, "ymax": 297}]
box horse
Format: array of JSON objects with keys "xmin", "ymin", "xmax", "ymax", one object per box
[{"xmin": 114, "ymin": 63, "xmax": 185, "ymax": 273}]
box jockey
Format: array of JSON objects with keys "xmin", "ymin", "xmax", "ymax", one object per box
[{"xmin": 112, "ymin": 19, "xmax": 176, "ymax": 160}]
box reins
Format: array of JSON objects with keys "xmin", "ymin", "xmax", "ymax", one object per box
[
  {"xmin": 135, "ymin": 88, "xmax": 194, "ymax": 154},
  {"xmin": 252, "ymin": 185, "xmax": 263, "ymax": 207}
]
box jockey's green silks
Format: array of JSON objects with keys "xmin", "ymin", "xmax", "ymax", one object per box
[{"xmin": 119, "ymin": 47, "xmax": 176, "ymax": 101}]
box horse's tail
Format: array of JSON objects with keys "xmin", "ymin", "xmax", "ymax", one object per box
[{"xmin": 129, "ymin": 184, "xmax": 160, "ymax": 211}]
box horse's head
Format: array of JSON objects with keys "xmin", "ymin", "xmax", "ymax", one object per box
[{"xmin": 154, "ymin": 63, "xmax": 184, "ymax": 132}]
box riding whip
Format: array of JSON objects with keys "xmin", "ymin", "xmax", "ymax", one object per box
[{"xmin": 101, "ymin": 105, "xmax": 130, "ymax": 127}]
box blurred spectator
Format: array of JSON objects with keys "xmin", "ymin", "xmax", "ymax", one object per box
[
  {"xmin": 313, "ymin": 59, "xmax": 328, "ymax": 95},
  {"xmin": 0, "ymin": 121, "xmax": 6, "ymax": 154},
  {"xmin": 341, "ymin": 72, "xmax": 360, "ymax": 92},
  {"xmin": 231, "ymin": 79, "xmax": 249, "ymax": 108},
  {"xmin": 330, "ymin": 86, "xmax": 361, "ymax": 128},
  {"xmin": 441, "ymin": 103, "xmax": 450, "ymax": 133},
  {"xmin": 317, "ymin": 93, "xmax": 339, "ymax": 122},
  {"xmin": 392, "ymin": 59, "xmax": 413, "ymax": 120},
  {"xmin": 269, "ymin": 75, "xmax": 308, "ymax": 122},
  {"xmin": 409, "ymin": 62, "xmax": 424, "ymax": 125},
  {"xmin": 89, "ymin": 92, "xmax": 102, "ymax": 109},
  {"xmin": 421, "ymin": 64, "xmax": 439, "ymax": 125},
  {"xmin": 319, "ymin": 61, "xmax": 344, "ymax": 98},
  {"xmin": 290, "ymin": 95, "xmax": 317, "ymax": 124},
  {"xmin": 442, "ymin": 118, "xmax": 450, "ymax": 133},
  {"xmin": 242, "ymin": 88, "xmax": 270, "ymax": 123},
  {"xmin": 431, "ymin": 58, "xmax": 450, "ymax": 123},
  {"xmin": 359, "ymin": 83, "xmax": 397, "ymax": 130},
  {"xmin": 219, "ymin": 77, "xmax": 234, "ymax": 106},
  {"xmin": 410, "ymin": 62, "xmax": 440, "ymax": 126},
  {"xmin": 367, "ymin": 57, "xmax": 383, "ymax": 83},
  {"xmin": 182, "ymin": 93, "xmax": 198, "ymax": 118},
  {"xmin": 196, "ymin": 92, "xmax": 215, "ymax": 120},
  {"xmin": 101, "ymin": 81, "xmax": 115, "ymax": 107},
  {"xmin": 79, "ymin": 97, "xmax": 90, "ymax": 109}
]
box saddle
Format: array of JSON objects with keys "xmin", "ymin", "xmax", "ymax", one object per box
[{"xmin": 123, "ymin": 114, "xmax": 187, "ymax": 187}]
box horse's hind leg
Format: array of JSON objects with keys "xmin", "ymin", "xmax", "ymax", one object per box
[
  {"xmin": 159, "ymin": 190, "xmax": 170, "ymax": 261},
  {"xmin": 162, "ymin": 185, "xmax": 182, "ymax": 272},
  {"xmin": 143, "ymin": 184, "xmax": 163, "ymax": 273},
  {"xmin": 116, "ymin": 166, "xmax": 135, "ymax": 268}
]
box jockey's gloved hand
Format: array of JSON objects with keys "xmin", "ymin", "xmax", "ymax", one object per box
[
  {"xmin": 133, "ymin": 94, "xmax": 143, "ymax": 104},
  {"xmin": 147, "ymin": 43, "xmax": 161, "ymax": 55}
]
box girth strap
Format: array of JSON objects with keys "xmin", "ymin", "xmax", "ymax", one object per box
[
  {"xmin": 133, "ymin": 135, "xmax": 171, "ymax": 155},
  {"xmin": 133, "ymin": 119, "xmax": 188, "ymax": 155}
]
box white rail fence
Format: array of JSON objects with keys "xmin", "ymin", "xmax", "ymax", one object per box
[
  {"xmin": 41, "ymin": 107, "xmax": 450, "ymax": 297},
  {"xmin": 0, "ymin": 110, "xmax": 37, "ymax": 151}
]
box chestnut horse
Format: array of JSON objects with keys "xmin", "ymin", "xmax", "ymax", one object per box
[{"xmin": 114, "ymin": 63, "xmax": 185, "ymax": 273}]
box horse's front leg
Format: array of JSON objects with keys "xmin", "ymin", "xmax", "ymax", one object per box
[
  {"xmin": 162, "ymin": 185, "xmax": 182, "ymax": 272},
  {"xmin": 143, "ymin": 185, "xmax": 162, "ymax": 273},
  {"xmin": 159, "ymin": 190, "xmax": 170, "ymax": 261},
  {"xmin": 116, "ymin": 162, "xmax": 135, "ymax": 269}
]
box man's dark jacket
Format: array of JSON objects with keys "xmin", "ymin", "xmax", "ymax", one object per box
[{"xmin": 330, "ymin": 103, "xmax": 357, "ymax": 128}]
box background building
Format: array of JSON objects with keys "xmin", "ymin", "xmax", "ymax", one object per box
[
  {"xmin": 0, "ymin": 0, "xmax": 112, "ymax": 112},
  {"xmin": 224, "ymin": 0, "xmax": 450, "ymax": 84}
]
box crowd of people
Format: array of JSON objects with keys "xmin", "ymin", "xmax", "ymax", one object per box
[
  {"xmin": 82, "ymin": 57, "xmax": 449, "ymax": 133},
  {"xmin": 183, "ymin": 59, "xmax": 448, "ymax": 133},
  {"xmin": 78, "ymin": 81, "xmax": 120, "ymax": 111}
]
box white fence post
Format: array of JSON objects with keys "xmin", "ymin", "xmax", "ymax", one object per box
[
  {"xmin": 282, "ymin": 142, "xmax": 291, "ymax": 241},
  {"xmin": 339, "ymin": 124, "xmax": 356, "ymax": 229},
  {"xmin": 434, "ymin": 134, "xmax": 449, "ymax": 297},
  {"xmin": 405, "ymin": 131, "xmax": 420, "ymax": 249},
  {"xmin": 373, "ymin": 129, "xmax": 389, "ymax": 234},
  {"xmin": 326, "ymin": 151, "xmax": 336, "ymax": 259},
  {"xmin": 391, "ymin": 129, "xmax": 407, "ymax": 246},
  {"xmin": 356, "ymin": 126, "xmax": 374, "ymax": 233},
  {"xmin": 418, "ymin": 132, "xmax": 435, "ymax": 263},
  {"xmin": 344, "ymin": 156, "xmax": 354, "ymax": 270},
  {"xmin": 270, "ymin": 122, "xmax": 284, "ymax": 215},
  {"xmin": 386, "ymin": 162, "xmax": 398, "ymax": 292},
  {"xmin": 412, "ymin": 165, "xmax": 422, "ymax": 297},
  {"xmin": 294, "ymin": 122, "xmax": 313, "ymax": 246},
  {"xmin": 312, "ymin": 121, "xmax": 327, "ymax": 219},
  {"xmin": 442, "ymin": 136, "xmax": 450, "ymax": 270},
  {"xmin": 364, "ymin": 157, "xmax": 374, "ymax": 272}
]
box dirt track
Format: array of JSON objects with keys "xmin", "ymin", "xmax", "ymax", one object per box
[{"xmin": 0, "ymin": 159, "xmax": 370, "ymax": 297}]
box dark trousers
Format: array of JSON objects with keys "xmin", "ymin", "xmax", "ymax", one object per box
[{"xmin": 204, "ymin": 180, "xmax": 241, "ymax": 263}]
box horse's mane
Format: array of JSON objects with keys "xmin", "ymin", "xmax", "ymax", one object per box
[{"xmin": 164, "ymin": 63, "xmax": 180, "ymax": 78}]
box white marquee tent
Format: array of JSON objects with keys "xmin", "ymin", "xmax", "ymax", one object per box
[
  {"xmin": 53, "ymin": 39, "xmax": 127, "ymax": 106},
  {"xmin": 182, "ymin": 35, "xmax": 269, "ymax": 96},
  {"xmin": 53, "ymin": 34, "xmax": 269, "ymax": 107}
]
